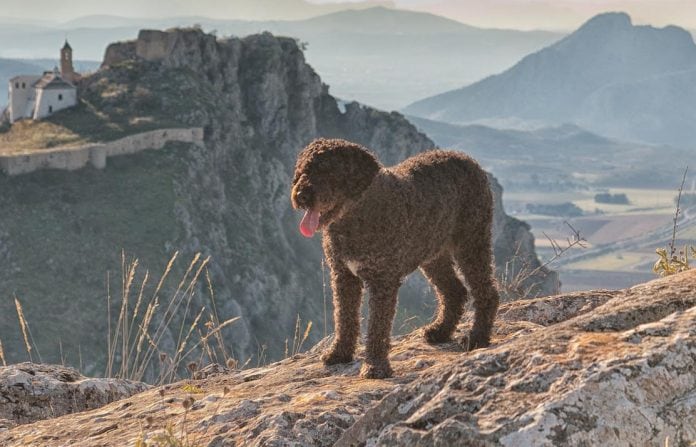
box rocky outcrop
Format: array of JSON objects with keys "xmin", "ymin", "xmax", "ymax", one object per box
[
  {"xmin": 1, "ymin": 272, "xmax": 694, "ymax": 446},
  {"xmin": 0, "ymin": 363, "xmax": 148, "ymax": 429},
  {"xmin": 0, "ymin": 28, "xmax": 552, "ymax": 372}
]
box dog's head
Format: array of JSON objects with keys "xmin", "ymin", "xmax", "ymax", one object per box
[{"xmin": 291, "ymin": 138, "xmax": 381, "ymax": 238}]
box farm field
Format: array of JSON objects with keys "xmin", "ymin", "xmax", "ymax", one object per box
[{"xmin": 505, "ymin": 187, "xmax": 695, "ymax": 292}]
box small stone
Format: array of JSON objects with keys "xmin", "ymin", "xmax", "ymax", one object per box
[{"xmin": 322, "ymin": 390, "xmax": 340, "ymax": 400}]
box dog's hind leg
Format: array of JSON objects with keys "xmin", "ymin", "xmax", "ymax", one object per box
[
  {"xmin": 322, "ymin": 264, "xmax": 363, "ymax": 365},
  {"xmin": 420, "ymin": 254, "xmax": 468, "ymax": 343},
  {"xmin": 453, "ymin": 234, "xmax": 499, "ymax": 350}
]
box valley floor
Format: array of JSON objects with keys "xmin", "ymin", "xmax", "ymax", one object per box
[{"xmin": 505, "ymin": 186, "xmax": 695, "ymax": 292}]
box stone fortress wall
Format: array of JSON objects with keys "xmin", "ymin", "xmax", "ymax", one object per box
[{"xmin": 0, "ymin": 127, "xmax": 204, "ymax": 176}]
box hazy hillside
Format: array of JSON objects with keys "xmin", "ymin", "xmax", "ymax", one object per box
[
  {"xmin": 574, "ymin": 68, "xmax": 696, "ymax": 147},
  {"xmin": 408, "ymin": 116, "xmax": 690, "ymax": 190},
  {"xmin": 0, "ymin": 0, "xmax": 393, "ymax": 23},
  {"xmin": 0, "ymin": 8, "xmax": 562, "ymax": 110},
  {"xmin": 0, "ymin": 59, "xmax": 43, "ymax": 95},
  {"xmin": 405, "ymin": 12, "xmax": 696, "ymax": 146}
]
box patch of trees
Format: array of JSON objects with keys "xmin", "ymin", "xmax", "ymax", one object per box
[
  {"xmin": 594, "ymin": 192, "xmax": 630, "ymax": 204},
  {"xmin": 526, "ymin": 202, "xmax": 583, "ymax": 217}
]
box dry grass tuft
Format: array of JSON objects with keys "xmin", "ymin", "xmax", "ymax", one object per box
[
  {"xmin": 654, "ymin": 167, "xmax": 695, "ymax": 277},
  {"xmin": 285, "ymin": 315, "xmax": 313, "ymax": 359},
  {"xmin": 106, "ymin": 252, "xmax": 239, "ymax": 384},
  {"xmin": 13, "ymin": 296, "xmax": 42, "ymax": 363},
  {"xmin": 0, "ymin": 339, "xmax": 6, "ymax": 367}
]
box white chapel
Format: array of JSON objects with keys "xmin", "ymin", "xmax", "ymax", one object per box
[{"xmin": 8, "ymin": 40, "xmax": 79, "ymax": 123}]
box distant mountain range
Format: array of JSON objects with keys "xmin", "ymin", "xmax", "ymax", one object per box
[
  {"xmin": 0, "ymin": 7, "xmax": 562, "ymax": 110},
  {"xmin": 407, "ymin": 115, "xmax": 690, "ymax": 190},
  {"xmin": 0, "ymin": 0, "xmax": 394, "ymax": 23},
  {"xmin": 404, "ymin": 12, "xmax": 696, "ymax": 147},
  {"xmin": 395, "ymin": 0, "xmax": 696, "ymax": 31}
]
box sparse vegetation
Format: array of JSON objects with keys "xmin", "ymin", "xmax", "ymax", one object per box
[
  {"xmin": 653, "ymin": 167, "xmax": 696, "ymax": 277},
  {"xmin": 284, "ymin": 315, "xmax": 313, "ymax": 359},
  {"xmin": 14, "ymin": 297, "xmax": 41, "ymax": 363},
  {"xmin": 653, "ymin": 246, "xmax": 695, "ymax": 277},
  {"xmin": 105, "ymin": 251, "xmax": 239, "ymax": 384},
  {"xmin": 3, "ymin": 248, "xmax": 322, "ymax": 383},
  {"xmin": 0, "ymin": 119, "xmax": 83, "ymax": 152},
  {"xmin": 500, "ymin": 221, "xmax": 586, "ymax": 299}
]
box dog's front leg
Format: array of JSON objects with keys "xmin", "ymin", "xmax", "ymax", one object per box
[
  {"xmin": 361, "ymin": 279, "xmax": 399, "ymax": 379},
  {"xmin": 322, "ymin": 263, "xmax": 363, "ymax": 366}
]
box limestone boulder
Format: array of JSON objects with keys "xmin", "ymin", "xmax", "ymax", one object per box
[{"xmin": 0, "ymin": 363, "xmax": 148, "ymax": 429}]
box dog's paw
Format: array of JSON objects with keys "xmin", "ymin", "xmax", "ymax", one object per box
[
  {"xmin": 360, "ymin": 362, "xmax": 394, "ymax": 379},
  {"xmin": 461, "ymin": 330, "xmax": 490, "ymax": 351},
  {"xmin": 423, "ymin": 324, "xmax": 453, "ymax": 344},
  {"xmin": 321, "ymin": 349, "xmax": 353, "ymax": 366}
]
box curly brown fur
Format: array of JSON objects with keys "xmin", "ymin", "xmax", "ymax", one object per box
[{"xmin": 291, "ymin": 138, "xmax": 500, "ymax": 379}]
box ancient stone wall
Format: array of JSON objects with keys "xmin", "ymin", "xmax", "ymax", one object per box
[{"xmin": 0, "ymin": 127, "xmax": 203, "ymax": 176}]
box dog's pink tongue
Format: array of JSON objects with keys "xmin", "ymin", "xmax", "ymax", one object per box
[{"xmin": 299, "ymin": 210, "xmax": 321, "ymax": 238}]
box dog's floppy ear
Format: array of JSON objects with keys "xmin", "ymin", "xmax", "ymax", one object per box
[{"xmin": 341, "ymin": 143, "xmax": 380, "ymax": 199}]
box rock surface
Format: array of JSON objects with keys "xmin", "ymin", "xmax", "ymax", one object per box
[
  {"xmin": 0, "ymin": 363, "xmax": 148, "ymax": 429},
  {"xmin": 2, "ymin": 271, "xmax": 694, "ymax": 446}
]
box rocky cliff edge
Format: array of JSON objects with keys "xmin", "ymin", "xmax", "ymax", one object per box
[{"xmin": 1, "ymin": 271, "xmax": 694, "ymax": 446}]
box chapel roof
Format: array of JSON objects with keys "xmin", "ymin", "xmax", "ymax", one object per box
[
  {"xmin": 33, "ymin": 72, "xmax": 75, "ymax": 90},
  {"xmin": 9, "ymin": 75, "xmax": 42, "ymax": 83}
]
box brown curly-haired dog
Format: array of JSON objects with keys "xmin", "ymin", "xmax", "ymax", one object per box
[{"xmin": 291, "ymin": 138, "xmax": 499, "ymax": 379}]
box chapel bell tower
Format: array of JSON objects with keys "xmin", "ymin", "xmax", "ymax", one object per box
[{"xmin": 60, "ymin": 40, "xmax": 76, "ymax": 83}]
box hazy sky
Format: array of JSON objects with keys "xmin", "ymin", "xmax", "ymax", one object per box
[
  {"xmin": 1, "ymin": 0, "xmax": 695, "ymax": 30},
  {"xmin": 394, "ymin": 0, "xmax": 696, "ymax": 30},
  {"xmin": 317, "ymin": 0, "xmax": 696, "ymax": 30}
]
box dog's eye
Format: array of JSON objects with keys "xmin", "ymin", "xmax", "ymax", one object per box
[{"xmin": 295, "ymin": 187, "xmax": 314, "ymax": 208}]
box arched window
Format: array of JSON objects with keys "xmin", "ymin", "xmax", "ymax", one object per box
[
  {"xmin": 48, "ymin": 106, "xmax": 53, "ymax": 113},
  {"xmin": 14, "ymin": 82, "xmax": 18, "ymax": 88},
  {"xmin": 58, "ymin": 94, "xmax": 63, "ymax": 101},
  {"xmin": 21, "ymin": 82, "xmax": 26, "ymax": 88}
]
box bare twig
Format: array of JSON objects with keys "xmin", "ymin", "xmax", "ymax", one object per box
[
  {"xmin": 670, "ymin": 166, "xmax": 689, "ymax": 258},
  {"xmin": 501, "ymin": 222, "xmax": 586, "ymax": 299}
]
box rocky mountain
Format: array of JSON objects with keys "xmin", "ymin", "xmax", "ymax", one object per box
[
  {"xmin": 0, "ymin": 29, "xmax": 553, "ymax": 374},
  {"xmin": 404, "ymin": 12, "xmax": 696, "ymax": 147},
  {"xmin": 2, "ymin": 271, "xmax": 694, "ymax": 445},
  {"xmin": 0, "ymin": 8, "xmax": 562, "ymax": 110}
]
